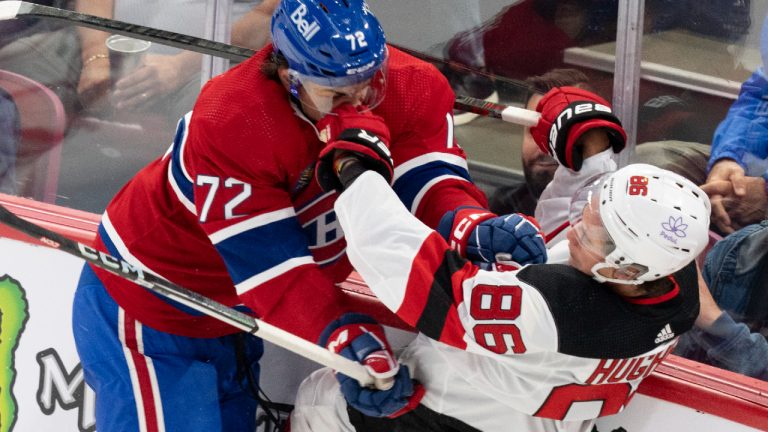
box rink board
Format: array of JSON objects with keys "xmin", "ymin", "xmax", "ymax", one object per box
[{"xmin": 0, "ymin": 194, "xmax": 765, "ymax": 432}]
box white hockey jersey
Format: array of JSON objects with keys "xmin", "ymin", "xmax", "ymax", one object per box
[{"xmin": 333, "ymin": 171, "xmax": 699, "ymax": 432}]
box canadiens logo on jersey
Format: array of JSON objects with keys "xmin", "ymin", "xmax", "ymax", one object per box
[{"xmin": 295, "ymin": 190, "xmax": 347, "ymax": 269}]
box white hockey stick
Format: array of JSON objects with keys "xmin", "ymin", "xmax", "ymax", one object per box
[
  {"xmin": 0, "ymin": 1, "xmax": 542, "ymax": 127},
  {"xmin": 0, "ymin": 203, "xmax": 381, "ymax": 388}
]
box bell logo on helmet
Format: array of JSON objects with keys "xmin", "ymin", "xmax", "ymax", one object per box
[{"xmin": 290, "ymin": 3, "xmax": 321, "ymax": 41}]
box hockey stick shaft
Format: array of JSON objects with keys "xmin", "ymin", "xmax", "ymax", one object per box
[
  {"xmin": 0, "ymin": 204, "xmax": 376, "ymax": 387},
  {"xmin": 0, "ymin": 1, "xmax": 542, "ymax": 127},
  {"xmin": 454, "ymin": 95, "xmax": 541, "ymax": 127},
  {"xmin": 0, "ymin": 1, "xmax": 254, "ymax": 62}
]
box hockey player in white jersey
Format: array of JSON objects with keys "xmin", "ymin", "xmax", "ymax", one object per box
[{"xmin": 289, "ymin": 88, "xmax": 711, "ymax": 432}]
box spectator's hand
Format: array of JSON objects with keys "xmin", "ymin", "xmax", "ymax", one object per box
[
  {"xmin": 320, "ymin": 314, "xmax": 424, "ymax": 418},
  {"xmin": 530, "ymin": 87, "xmax": 626, "ymax": 171},
  {"xmin": 701, "ymin": 176, "xmax": 768, "ymax": 233},
  {"xmin": 77, "ymin": 57, "xmax": 111, "ymax": 109},
  {"xmin": 702, "ymin": 159, "xmax": 747, "ymax": 234},
  {"xmin": 706, "ymin": 159, "xmax": 747, "ymax": 194},
  {"xmin": 438, "ymin": 208, "xmax": 547, "ymax": 266},
  {"xmin": 315, "ymin": 105, "xmax": 393, "ymax": 192},
  {"xmin": 113, "ymin": 53, "xmax": 197, "ymax": 111}
]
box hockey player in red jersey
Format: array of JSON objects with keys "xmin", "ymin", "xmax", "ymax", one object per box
[
  {"xmin": 70, "ymin": 0, "xmax": 547, "ymax": 430},
  {"xmin": 289, "ymin": 89, "xmax": 712, "ymax": 432}
]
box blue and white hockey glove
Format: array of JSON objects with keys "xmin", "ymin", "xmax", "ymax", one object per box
[
  {"xmin": 319, "ymin": 313, "xmax": 424, "ymax": 418},
  {"xmin": 438, "ymin": 207, "xmax": 547, "ymax": 267}
]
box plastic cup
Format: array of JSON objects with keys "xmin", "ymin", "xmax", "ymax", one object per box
[{"xmin": 105, "ymin": 35, "xmax": 151, "ymax": 84}]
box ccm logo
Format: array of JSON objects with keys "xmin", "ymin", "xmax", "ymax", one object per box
[
  {"xmin": 290, "ymin": 4, "xmax": 321, "ymax": 41},
  {"xmin": 548, "ymin": 103, "xmax": 612, "ymax": 152}
]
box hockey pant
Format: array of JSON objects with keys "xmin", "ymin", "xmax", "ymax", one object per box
[{"xmin": 72, "ymin": 264, "xmax": 264, "ymax": 432}]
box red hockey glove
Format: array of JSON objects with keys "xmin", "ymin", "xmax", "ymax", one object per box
[
  {"xmin": 316, "ymin": 104, "xmax": 391, "ymax": 145},
  {"xmin": 530, "ymin": 87, "xmax": 626, "ymax": 171},
  {"xmin": 319, "ymin": 313, "xmax": 425, "ymax": 418},
  {"xmin": 315, "ymin": 105, "xmax": 394, "ymax": 192}
]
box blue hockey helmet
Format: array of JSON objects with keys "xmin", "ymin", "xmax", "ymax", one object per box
[{"xmin": 271, "ymin": 0, "xmax": 388, "ymax": 88}]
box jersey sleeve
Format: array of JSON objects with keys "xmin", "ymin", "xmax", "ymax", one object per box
[
  {"xmin": 709, "ymin": 70, "xmax": 768, "ymax": 172},
  {"xmin": 388, "ymin": 65, "xmax": 488, "ymax": 228},
  {"xmin": 176, "ymin": 112, "xmax": 348, "ymax": 341},
  {"xmin": 336, "ymin": 172, "xmax": 558, "ymax": 355},
  {"xmin": 535, "ymin": 148, "xmax": 617, "ymax": 245}
]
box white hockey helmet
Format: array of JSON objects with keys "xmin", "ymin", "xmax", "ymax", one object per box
[{"xmin": 569, "ymin": 163, "xmax": 711, "ymax": 284}]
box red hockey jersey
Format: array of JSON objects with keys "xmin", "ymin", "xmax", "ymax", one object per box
[{"xmin": 90, "ymin": 45, "xmax": 487, "ymax": 342}]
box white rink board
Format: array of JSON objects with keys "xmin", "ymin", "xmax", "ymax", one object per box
[
  {"xmin": 0, "ymin": 237, "xmax": 94, "ymax": 431},
  {"xmin": 0, "ymin": 237, "xmax": 761, "ymax": 431},
  {"xmin": 595, "ymin": 394, "xmax": 759, "ymax": 432}
]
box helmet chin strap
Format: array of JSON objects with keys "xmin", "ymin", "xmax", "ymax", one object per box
[{"xmin": 590, "ymin": 262, "xmax": 645, "ymax": 285}]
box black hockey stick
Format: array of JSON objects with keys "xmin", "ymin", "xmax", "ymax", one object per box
[
  {"xmin": 0, "ymin": 1, "xmax": 542, "ymax": 127},
  {"xmin": 0, "ymin": 1, "xmax": 254, "ymax": 62},
  {"xmin": 0, "ymin": 203, "xmax": 379, "ymax": 387}
]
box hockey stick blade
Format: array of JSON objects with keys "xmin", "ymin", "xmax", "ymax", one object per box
[
  {"xmin": 0, "ymin": 203, "xmax": 376, "ymax": 387},
  {"xmin": 0, "ymin": 1, "xmax": 254, "ymax": 62},
  {"xmin": 454, "ymin": 95, "xmax": 541, "ymax": 127}
]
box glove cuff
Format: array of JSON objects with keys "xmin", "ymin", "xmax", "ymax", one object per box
[
  {"xmin": 438, "ymin": 207, "xmax": 496, "ymax": 258},
  {"xmin": 318, "ymin": 312, "xmax": 377, "ymax": 347},
  {"xmin": 551, "ymin": 102, "xmax": 625, "ymax": 171},
  {"xmin": 565, "ymin": 119, "xmax": 627, "ymax": 171}
]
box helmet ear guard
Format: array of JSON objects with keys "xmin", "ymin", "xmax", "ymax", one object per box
[{"xmin": 570, "ymin": 164, "xmax": 711, "ymax": 284}]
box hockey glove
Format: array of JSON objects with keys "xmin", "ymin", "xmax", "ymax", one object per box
[
  {"xmin": 315, "ymin": 105, "xmax": 394, "ymax": 192},
  {"xmin": 319, "ymin": 313, "xmax": 424, "ymax": 418},
  {"xmin": 438, "ymin": 207, "xmax": 547, "ymax": 266},
  {"xmin": 530, "ymin": 87, "xmax": 626, "ymax": 171}
]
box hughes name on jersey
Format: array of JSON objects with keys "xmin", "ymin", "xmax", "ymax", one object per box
[
  {"xmin": 90, "ymin": 45, "xmax": 487, "ymax": 341},
  {"xmin": 334, "ymin": 172, "xmax": 699, "ymax": 430}
]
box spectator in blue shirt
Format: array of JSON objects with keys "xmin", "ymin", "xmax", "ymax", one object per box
[{"xmin": 701, "ymin": 14, "xmax": 768, "ymax": 235}]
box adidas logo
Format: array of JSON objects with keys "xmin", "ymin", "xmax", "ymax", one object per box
[{"xmin": 654, "ymin": 324, "xmax": 675, "ymax": 343}]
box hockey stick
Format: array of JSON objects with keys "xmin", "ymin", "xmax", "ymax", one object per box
[
  {"xmin": 0, "ymin": 204, "xmax": 381, "ymax": 388},
  {"xmin": 0, "ymin": 1, "xmax": 542, "ymax": 127},
  {"xmin": 454, "ymin": 95, "xmax": 540, "ymax": 127},
  {"xmin": 0, "ymin": 1, "xmax": 254, "ymax": 62}
]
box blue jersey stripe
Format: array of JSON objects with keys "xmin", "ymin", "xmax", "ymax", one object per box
[
  {"xmin": 215, "ymin": 216, "xmax": 312, "ymax": 285},
  {"xmin": 169, "ymin": 116, "xmax": 195, "ymax": 206},
  {"xmin": 393, "ymin": 160, "xmax": 473, "ymax": 211}
]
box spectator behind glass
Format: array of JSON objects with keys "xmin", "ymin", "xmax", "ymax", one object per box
[
  {"xmin": 489, "ymin": 68, "xmax": 593, "ymax": 216},
  {"xmin": 0, "ymin": 88, "xmax": 20, "ymax": 195},
  {"xmin": 675, "ymin": 221, "xmax": 768, "ymax": 381},
  {"xmin": 0, "ymin": 1, "xmax": 112, "ymax": 120},
  {"xmin": 700, "ymin": 13, "xmax": 768, "ymax": 235},
  {"xmin": 82, "ymin": 0, "xmax": 266, "ymax": 123}
]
